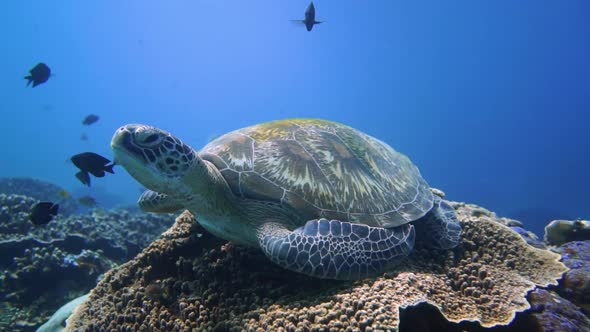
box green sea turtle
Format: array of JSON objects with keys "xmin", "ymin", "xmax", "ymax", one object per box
[{"xmin": 111, "ymin": 119, "xmax": 461, "ymax": 280}]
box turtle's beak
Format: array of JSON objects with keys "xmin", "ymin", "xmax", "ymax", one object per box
[
  {"xmin": 110, "ymin": 131, "xmax": 124, "ymax": 164},
  {"xmin": 111, "ymin": 124, "xmax": 197, "ymax": 191},
  {"xmin": 111, "ymin": 124, "xmax": 167, "ymax": 193},
  {"xmin": 111, "ymin": 125, "xmax": 148, "ymax": 165}
]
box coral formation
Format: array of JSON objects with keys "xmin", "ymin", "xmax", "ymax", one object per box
[
  {"xmin": 510, "ymin": 226, "xmax": 545, "ymax": 249},
  {"xmin": 0, "ymin": 177, "xmax": 78, "ymax": 215},
  {"xmin": 451, "ymin": 202, "xmax": 547, "ymax": 249},
  {"xmin": 556, "ymin": 240, "xmax": 590, "ymax": 315},
  {"xmin": 0, "ymin": 194, "xmax": 173, "ymax": 260},
  {"xmin": 397, "ymin": 289, "xmax": 590, "ymax": 332},
  {"xmin": 522, "ymin": 289, "xmax": 590, "ymax": 332},
  {"xmin": 450, "ymin": 201, "xmax": 523, "ymax": 227},
  {"xmin": 0, "ymin": 193, "xmax": 175, "ymax": 332},
  {"xmin": 67, "ymin": 203, "xmax": 569, "ymax": 331},
  {"xmin": 544, "ymin": 219, "xmax": 590, "ymax": 246}
]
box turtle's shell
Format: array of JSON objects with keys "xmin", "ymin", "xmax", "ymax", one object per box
[{"xmin": 199, "ymin": 119, "xmax": 433, "ymax": 228}]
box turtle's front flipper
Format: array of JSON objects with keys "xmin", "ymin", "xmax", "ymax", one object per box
[
  {"xmin": 257, "ymin": 219, "xmax": 415, "ymax": 280},
  {"xmin": 415, "ymin": 198, "xmax": 461, "ymax": 249},
  {"xmin": 138, "ymin": 190, "xmax": 183, "ymax": 213}
]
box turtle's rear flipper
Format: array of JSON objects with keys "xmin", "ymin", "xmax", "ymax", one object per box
[
  {"xmin": 138, "ymin": 190, "xmax": 183, "ymax": 213},
  {"xmin": 415, "ymin": 198, "xmax": 461, "ymax": 249},
  {"xmin": 257, "ymin": 219, "xmax": 415, "ymax": 280}
]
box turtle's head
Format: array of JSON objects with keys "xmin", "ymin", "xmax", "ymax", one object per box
[{"xmin": 111, "ymin": 124, "xmax": 198, "ymax": 195}]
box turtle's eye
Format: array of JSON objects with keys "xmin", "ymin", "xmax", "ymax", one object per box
[
  {"xmin": 135, "ymin": 127, "xmax": 164, "ymax": 147},
  {"xmin": 144, "ymin": 134, "xmax": 159, "ymax": 144}
]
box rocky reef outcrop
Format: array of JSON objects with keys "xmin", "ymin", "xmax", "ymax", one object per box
[
  {"xmin": 0, "ymin": 193, "xmax": 176, "ymax": 332},
  {"xmin": 544, "ymin": 219, "xmax": 590, "ymax": 246},
  {"xmin": 522, "ymin": 289, "xmax": 590, "ymax": 332},
  {"xmin": 0, "ymin": 177, "xmax": 78, "ymax": 216},
  {"xmin": 65, "ymin": 202, "xmax": 589, "ymax": 332},
  {"xmin": 556, "ymin": 240, "xmax": 590, "ymax": 316}
]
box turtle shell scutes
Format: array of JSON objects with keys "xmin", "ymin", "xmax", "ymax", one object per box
[
  {"xmin": 199, "ymin": 119, "xmax": 433, "ymax": 227},
  {"xmin": 200, "ymin": 133, "xmax": 254, "ymax": 172}
]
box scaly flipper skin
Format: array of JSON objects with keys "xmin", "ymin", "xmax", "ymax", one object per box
[
  {"xmin": 257, "ymin": 219, "xmax": 415, "ymax": 280},
  {"xmin": 415, "ymin": 198, "xmax": 462, "ymax": 249},
  {"xmin": 138, "ymin": 190, "xmax": 184, "ymax": 213}
]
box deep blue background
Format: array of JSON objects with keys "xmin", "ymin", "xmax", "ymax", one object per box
[{"xmin": 1, "ymin": 1, "xmax": 588, "ymax": 235}]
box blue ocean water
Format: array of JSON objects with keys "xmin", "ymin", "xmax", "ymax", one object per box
[{"xmin": 0, "ymin": 1, "xmax": 588, "ymax": 236}]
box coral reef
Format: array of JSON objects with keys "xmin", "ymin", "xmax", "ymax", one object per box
[
  {"xmin": 397, "ymin": 289, "xmax": 590, "ymax": 332},
  {"xmin": 556, "ymin": 241, "xmax": 590, "ymax": 315},
  {"xmin": 0, "ymin": 193, "xmax": 176, "ymax": 332},
  {"xmin": 510, "ymin": 207, "xmax": 575, "ymax": 238},
  {"xmin": 66, "ymin": 203, "xmax": 570, "ymax": 331},
  {"xmin": 544, "ymin": 219, "xmax": 590, "ymax": 246},
  {"xmin": 450, "ymin": 201, "xmax": 523, "ymax": 227},
  {"xmin": 510, "ymin": 226, "xmax": 546, "ymax": 249},
  {"xmin": 522, "ymin": 289, "xmax": 590, "ymax": 332},
  {"xmin": 0, "ymin": 194, "xmax": 173, "ymax": 260},
  {"xmin": 452, "ymin": 203, "xmax": 546, "ymax": 249},
  {"xmin": 0, "ymin": 177, "xmax": 78, "ymax": 215}
]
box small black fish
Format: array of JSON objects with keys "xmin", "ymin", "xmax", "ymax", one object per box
[
  {"xmin": 29, "ymin": 201, "xmax": 59, "ymax": 226},
  {"xmin": 71, "ymin": 152, "xmax": 115, "ymax": 186},
  {"xmin": 76, "ymin": 170, "xmax": 91, "ymax": 186},
  {"xmin": 25, "ymin": 63, "xmax": 51, "ymax": 87},
  {"xmin": 291, "ymin": 2, "xmax": 323, "ymax": 31},
  {"xmin": 82, "ymin": 114, "xmax": 99, "ymax": 125},
  {"xmin": 80, "ymin": 133, "xmax": 88, "ymax": 141}
]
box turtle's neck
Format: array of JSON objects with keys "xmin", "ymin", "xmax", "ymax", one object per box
[{"xmin": 175, "ymin": 158, "xmax": 237, "ymax": 218}]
